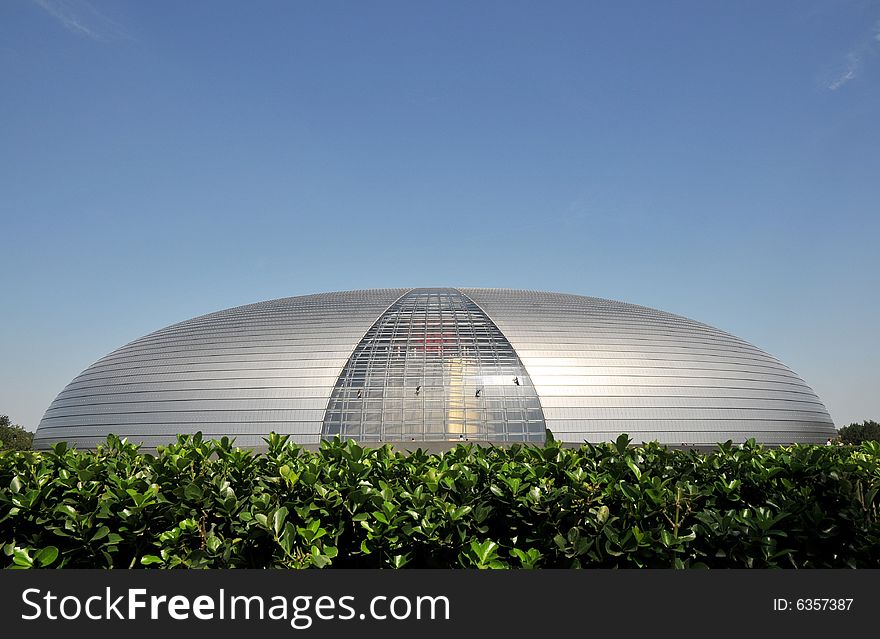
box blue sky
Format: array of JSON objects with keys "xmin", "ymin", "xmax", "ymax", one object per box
[{"xmin": 1, "ymin": 0, "xmax": 878, "ymax": 431}]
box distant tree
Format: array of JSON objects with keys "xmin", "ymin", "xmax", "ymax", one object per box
[
  {"xmin": 0, "ymin": 415, "xmax": 34, "ymax": 451},
  {"xmin": 837, "ymin": 420, "xmax": 880, "ymax": 445}
]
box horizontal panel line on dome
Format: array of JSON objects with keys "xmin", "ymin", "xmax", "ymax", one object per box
[
  {"xmin": 170, "ymin": 294, "xmax": 404, "ymax": 314},
  {"xmin": 33, "ymin": 435, "xmax": 321, "ymax": 445},
  {"xmin": 127, "ymin": 322, "xmax": 382, "ymax": 338},
  {"xmin": 541, "ymin": 389, "xmax": 824, "ymax": 406},
  {"xmin": 59, "ymin": 377, "xmax": 336, "ymax": 392},
  {"xmin": 518, "ymin": 350, "xmax": 790, "ymax": 365},
  {"xmin": 526, "ymin": 359, "xmax": 794, "ymax": 375},
  {"xmin": 526, "ymin": 370, "xmax": 811, "ymax": 382},
  {"xmin": 71, "ymin": 368, "xmax": 346, "ymax": 383},
  {"xmin": 123, "ymin": 316, "xmax": 386, "ymax": 334},
  {"xmin": 554, "ymin": 428, "xmax": 840, "ymax": 436},
  {"xmin": 544, "ymin": 417, "xmax": 834, "ymax": 426},
  {"xmin": 180, "ymin": 309, "xmax": 378, "ymax": 318},
  {"xmin": 68, "ymin": 373, "xmax": 340, "ymax": 388},
  {"xmin": 155, "ymin": 297, "xmax": 401, "ymax": 315},
  {"xmin": 485, "ymin": 313, "xmax": 740, "ymax": 328},
  {"xmin": 106, "ymin": 331, "xmax": 376, "ymax": 350},
  {"xmin": 519, "ymin": 353, "xmax": 792, "ymax": 370},
  {"xmin": 95, "ymin": 349, "xmax": 357, "ymax": 367},
  {"xmin": 79, "ymin": 360, "xmax": 347, "ymax": 376},
  {"xmin": 88, "ymin": 356, "xmax": 351, "ymax": 369},
  {"xmin": 168, "ymin": 312, "xmax": 383, "ymax": 324},
  {"xmin": 33, "ymin": 436, "xmax": 324, "ymax": 447},
  {"xmin": 520, "ymin": 353, "xmax": 790, "ymax": 371},
  {"xmin": 538, "ymin": 397, "xmax": 827, "ymax": 409},
  {"xmin": 109, "ymin": 334, "xmax": 371, "ymax": 354},
  {"xmin": 513, "ymin": 341, "xmax": 775, "ymax": 358},
  {"xmin": 140, "ymin": 309, "xmax": 383, "ymax": 323},
  {"xmin": 40, "ymin": 421, "xmax": 331, "ymax": 433},
  {"xmin": 503, "ymin": 335, "xmax": 765, "ymax": 353},
  {"xmin": 488, "ymin": 312, "xmax": 744, "ymax": 332},
  {"xmin": 61, "ymin": 376, "xmax": 341, "ymax": 392},
  {"xmin": 533, "ymin": 386, "xmax": 817, "ymax": 398},
  {"xmin": 483, "ymin": 310, "xmax": 701, "ymax": 322},
  {"xmin": 535, "ymin": 384, "xmax": 821, "ymax": 395},
  {"xmin": 93, "ymin": 347, "xmax": 364, "ymax": 366},
  {"xmin": 507, "ymin": 341, "xmax": 769, "ymax": 358},
  {"xmin": 524, "ymin": 365, "xmax": 802, "ymax": 381},
  {"xmin": 45, "ymin": 402, "xmax": 333, "ymax": 416},
  {"xmin": 477, "ymin": 306, "xmax": 699, "ymax": 316},
  {"xmin": 37, "ymin": 424, "xmax": 323, "ymax": 435},
  {"xmin": 542, "ymin": 409, "xmax": 831, "ymax": 421},
  {"xmin": 159, "ymin": 318, "xmax": 382, "ymax": 332},
  {"xmin": 153, "ymin": 314, "xmax": 384, "ymax": 326},
  {"xmin": 47, "ymin": 398, "xmax": 331, "ymax": 412},
  {"xmin": 468, "ymin": 306, "xmax": 714, "ymax": 322},
  {"xmin": 31, "ymin": 438, "xmax": 316, "ymax": 447},
  {"xmin": 489, "ymin": 320, "xmax": 747, "ymax": 334},
  {"xmin": 542, "ymin": 405, "xmax": 833, "ymax": 415},
  {"xmin": 98, "ymin": 348, "xmax": 360, "ymax": 366},
  {"xmin": 529, "ymin": 375, "xmax": 809, "ymax": 390},
  {"xmin": 552, "ymin": 433, "xmax": 833, "ymax": 443},
  {"xmin": 534, "ymin": 386, "xmax": 822, "ymax": 400},
  {"xmin": 534, "ymin": 384, "xmax": 816, "ymax": 396},
  {"xmin": 471, "ymin": 300, "xmax": 695, "ymax": 312},
  {"xmin": 41, "ymin": 407, "xmax": 328, "ymax": 419},
  {"xmin": 464, "ymin": 300, "xmax": 700, "ymax": 317},
  {"xmin": 476, "ymin": 305, "xmax": 694, "ymax": 318},
  {"xmin": 67, "ymin": 374, "xmax": 337, "ymax": 388},
  {"xmin": 39, "ymin": 416, "xmax": 328, "ymax": 429},
  {"xmin": 36, "ymin": 432, "xmax": 321, "ymax": 440},
  {"xmin": 499, "ymin": 313, "xmax": 724, "ymax": 330},
  {"xmin": 89, "ymin": 356, "xmax": 348, "ymax": 368},
  {"xmin": 54, "ymin": 387, "xmax": 338, "ymax": 401},
  {"xmin": 526, "ymin": 372, "xmax": 812, "ymax": 386},
  {"xmin": 103, "ymin": 343, "xmax": 374, "ymax": 362},
  {"xmin": 39, "ymin": 419, "xmax": 321, "ymax": 436},
  {"xmin": 495, "ymin": 323, "xmax": 736, "ymax": 335}
]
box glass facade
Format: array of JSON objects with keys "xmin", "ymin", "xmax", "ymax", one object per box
[{"xmin": 322, "ymin": 288, "xmax": 546, "ymax": 443}]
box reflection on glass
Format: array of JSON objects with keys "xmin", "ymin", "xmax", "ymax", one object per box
[{"xmin": 322, "ymin": 289, "xmax": 546, "ymax": 442}]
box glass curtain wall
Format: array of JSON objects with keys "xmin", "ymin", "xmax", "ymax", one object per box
[{"xmin": 322, "ymin": 288, "xmax": 545, "ymax": 442}]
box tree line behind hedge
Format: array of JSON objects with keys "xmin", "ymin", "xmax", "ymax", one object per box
[
  {"xmin": 838, "ymin": 420, "xmax": 880, "ymax": 445},
  {"xmin": 0, "ymin": 416, "xmax": 33, "ymax": 452},
  {"xmin": 1, "ymin": 433, "xmax": 878, "ymax": 569}
]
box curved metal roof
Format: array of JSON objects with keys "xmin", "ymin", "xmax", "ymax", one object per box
[{"xmin": 35, "ymin": 288, "xmax": 835, "ymax": 449}]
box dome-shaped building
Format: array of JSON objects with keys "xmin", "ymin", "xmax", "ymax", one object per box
[{"xmin": 34, "ymin": 288, "xmax": 835, "ymax": 449}]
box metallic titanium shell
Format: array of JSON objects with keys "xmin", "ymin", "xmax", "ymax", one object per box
[{"xmin": 35, "ymin": 288, "xmax": 835, "ymax": 449}]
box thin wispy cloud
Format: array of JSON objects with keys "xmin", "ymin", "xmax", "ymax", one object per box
[
  {"xmin": 824, "ymin": 16, "xmax": 880, "ymax": 91},
  {"xmin": 827, "ymin": 51, "xmax": 862, "ymax": 91},
  {"xmin": 30, "ymin": 0, "xmax": 129, "ymax": 42}
]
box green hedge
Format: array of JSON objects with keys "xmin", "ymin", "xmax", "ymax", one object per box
[{"xmin": 1, "ymin": 434, "xmax": 879, "ymax": 568}]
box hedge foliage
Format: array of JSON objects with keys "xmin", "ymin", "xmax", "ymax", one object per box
[{"xmin": 1, "ymin": 433, "xmax": 879, "ymax": 569}]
